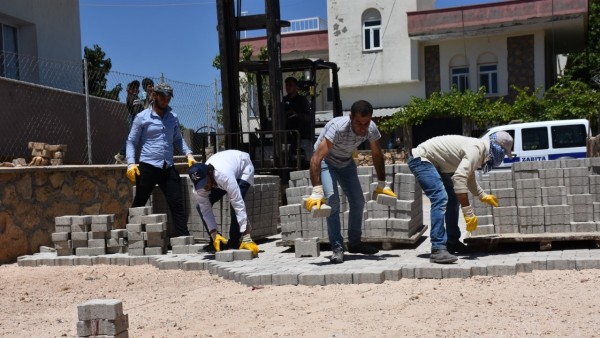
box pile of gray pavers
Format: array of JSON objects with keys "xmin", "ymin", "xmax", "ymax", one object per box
[
  {"xmin": 77, "ymin": 299, "xmax": 129, "ymax": 338},
  {"xmin": 50, "ymin": 207, "xmax": 205, "ymax": 257},
  {"xmin": 471, "ymin": 158, "xmax": 600, "ymax": 235},
  {"xmin": 280, "ymin": 164, "xmax": 423, "ymax": 243},
  {"xmin": 151, "ymin": 175, "xmax": 280, "ymax": 241}
]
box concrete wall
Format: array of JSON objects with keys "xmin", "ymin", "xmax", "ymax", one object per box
[{"xmin": 0, "ymin": 77, "xmax": 128, "ymax": 164}]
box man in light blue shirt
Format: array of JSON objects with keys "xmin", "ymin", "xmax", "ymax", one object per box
[{"xmin": 126, "ymin": 82, "xmax": 196, "ymax": 236}]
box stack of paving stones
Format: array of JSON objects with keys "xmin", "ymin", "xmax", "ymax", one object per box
[
  {"xmin": 52, "ymin": 214, "xmax": 125, "ymax": 256},
  {"xmin": 77, "ymin": 299, "xmax": 129, "ymax": 338},
  {"xmin": 150, "ymin": 175, "xmax": 280, "ymax": 241},
  {"xmin": 472, "ymin": 158, "xmax": 600, "ymax": 235},
  {"xmin": 28, "ymin": 141, "xmax": 67, "ymax": 166},
  {"xmin": 170, "ymin": 235, "xmax": 205, "ymax": 254},
  {"xmin": 126, "ymin": 206, "xmax": 168, "ymax": 256},
  {"xmin": 280, "ymin": 164, "xmax": 423, "ymax": 243}
]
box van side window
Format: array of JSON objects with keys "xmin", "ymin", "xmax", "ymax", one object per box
[
  {"xmin": 521, "ymin": 127, "xmax": 549, "ymax": 151},
  {"xmin": 551, "ymin": 125, "xmax": 587, "ymax": 148}
]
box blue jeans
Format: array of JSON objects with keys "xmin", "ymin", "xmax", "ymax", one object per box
[
  {"xmin": 321, "ymin": 160, "xmax": 364, "ymax": 250},
  {"xmin": 407, "ymin": 156, "xmax": 461, "ymax": 250}
]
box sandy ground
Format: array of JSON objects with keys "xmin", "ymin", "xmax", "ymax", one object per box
[{"xmin": 1, "ymin": 264, "xmax": 600, "ymax": 337}]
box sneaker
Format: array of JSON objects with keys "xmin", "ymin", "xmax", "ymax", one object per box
[
  {"xmin": 447, "ymin": 241, "xmax": 475, "ymax": 254},
  {"xmin": 347, "ymin": 242, "xmax": 379, "ymax": 255},
  {"xmin": 114, "ymin": 153, "xmax": 126, "ymax": 164},
  {"xmin": 430, "ymin": 248, "xmax": 458, "ymax": 264},
  {"xmin": 330, "ymin": 246, "xmax": 344, "ymax": 264}
]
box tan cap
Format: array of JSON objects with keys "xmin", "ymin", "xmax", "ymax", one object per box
[{"xmin": 493, "ymin": 131, "xmax": 513, "ymax": 159}]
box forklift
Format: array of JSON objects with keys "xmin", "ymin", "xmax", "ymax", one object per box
[{"xmin": 214, "ymin": 0, "xmax": 343, "ymax": 177}]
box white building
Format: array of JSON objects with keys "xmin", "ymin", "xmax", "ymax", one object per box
[
  {"xmin": 0, "ymin": 0, "xmax": 82, "ymax": 91},
  {"xmin": 327, "ymin": 0, "xmax": 587, "ymax": 138}
]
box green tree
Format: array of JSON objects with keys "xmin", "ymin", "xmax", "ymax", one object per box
[{"xmin": 83, "ymin": 44, "xmax": 121, "ymax": 100}]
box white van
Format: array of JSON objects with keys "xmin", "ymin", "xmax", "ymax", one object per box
[{"xmin": 479, "ymin": 119, "xmax": 590, "ymax": 168}]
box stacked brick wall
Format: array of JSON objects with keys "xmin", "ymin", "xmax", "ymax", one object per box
[{"xmin": 471, "ymin": 158, "xmax": 600, "ymax": 236}]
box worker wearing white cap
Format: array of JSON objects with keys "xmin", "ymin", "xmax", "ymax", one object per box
[{"xmin": 408, "ymin": 131, "xmax": 513, "ymax": 264}]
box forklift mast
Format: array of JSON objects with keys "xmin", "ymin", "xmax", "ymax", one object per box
[{"xmin": 215, "ymin": 0, "xmax": 285, "ymax": 154}]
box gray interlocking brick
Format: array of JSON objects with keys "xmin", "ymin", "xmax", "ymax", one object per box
[
  {"xmin": 415, "ymin": 266, "xmax": 443, "ymax": 279},
  {"xmin": 77, "ymin": 299, "xmax": 123, "ymax": 321}
]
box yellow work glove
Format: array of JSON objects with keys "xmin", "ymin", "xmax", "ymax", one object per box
[
  {"xmin": 480, "ymin": 194, "xmax": 498, "ymax": 207},
  {"xmin": 304, "ymin": 185, "xmax": 327, "ymax": 212},
  {"xmin": 462, "ymin": 205, "xmax": 478, "ymax": 232},
  {"xmin": 126, "ymin": 164, "xmax": 140, "ymax": 183},
  {"xmin": 239, "ymin": 234, "xmax": 259, "ymax": 257},
  {"xmin": 372, "ymin": 180, "xmax": 397, "ymax": 200},
  {"xmin": 210, "ymin": 232, "xmax": 228, "ymax": 252},
  {"xmin": 187, "ymin": 154, "xmax": 196, "ymax": 167}
]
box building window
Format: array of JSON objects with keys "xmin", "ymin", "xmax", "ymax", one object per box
[
  {"xmin": 479, "ymin": 64, "xmax": 498, "ymax": 95},
  {"xmin": 451, "ymin": 67, "xmax": 469, "ymax": 92},
  {"xmin": 362, "ymin": 9, "xmax": 381, "ymax": 51},
  {"xmin": 0, "ymin": 24, "xmax": 19, "ymax": 79}
]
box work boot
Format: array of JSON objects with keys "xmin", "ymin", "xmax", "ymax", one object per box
[
  {"xmin": 447, "ymin": 241, "xmax": 475, "ymax": 255},
  {"xmin": 330, "ymin": 246, "xmax": 344, "ymax": 264},
  {"xmin": 430, "ymin": 248, "xmax": 458, "ymax": 264},
  {"xmin": 348, "ymin": 242, "xmax": 379, "ymax": 255},
  {"xmin": 114, "ymin": 153, "xmax": 126, "ymax": 164}
]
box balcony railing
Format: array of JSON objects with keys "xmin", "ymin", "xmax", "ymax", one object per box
[{"xmin": 282, "ymin": 17, "xmax": 327, "ymax": 34}]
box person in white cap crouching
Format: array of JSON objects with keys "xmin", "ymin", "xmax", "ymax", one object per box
[
  {"xmin": 407, "ymin": 131, "xmax": 514, "ymax": 264},
  {"xmin": 188, "ymin": 150, "xmax": 259, "ymax": 257}
]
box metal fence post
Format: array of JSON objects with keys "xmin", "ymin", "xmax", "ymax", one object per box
[{"xmin": 83, "ymin": 59, "xmax": 93, "ymax": 164}]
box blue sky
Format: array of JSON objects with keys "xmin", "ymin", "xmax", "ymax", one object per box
[{"xmin": 79, "ymin": 0, "xmax": 501, "ymax": 85}]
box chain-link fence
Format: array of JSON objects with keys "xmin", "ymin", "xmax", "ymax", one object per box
[{"xmin": 0, "ymin": 51, "xmax": 219, "ymax": 165}]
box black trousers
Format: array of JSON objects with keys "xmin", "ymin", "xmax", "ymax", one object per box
[
  {"xmin": 196, "ymin": 179, "xmax": 250, "ymax": 249},
  {"xmin": 132, "ymin": 162, "xmax": 189, "ymax": 236}
]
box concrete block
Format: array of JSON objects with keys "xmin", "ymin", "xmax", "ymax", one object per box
[
  {"xmin": 71, "ymin": 215, "xmax": 92, "ymax": 225},
  {"xmin": 89, "ymin": 231, "xmax": 109, "ymax": 240},
  {"xmin": 144, "ymin": 247, "xmax": 165, "ymax": 255},
  {"xmin": 127, "ymin": 248, "xmax": 145, "ymax": 256},
  {"xmin": 309, "ymin": 204, "xmax": 332, "ymax": 218},
  {"xmin": 75, "ymin": 247, "xmax": 106, "ymax": 256},
  {"xmin": 54, "ymin": 216, "xmax": 72, "ymax": 226},
  {"xmin": 170, "ymin": 236, "xmax": 194, "ymax": 246},
  {"xmin": 272, "ymin": 273, "xmax": 299, "ymax": 286},
  {"xmin": 376, "ymin": 193, "xmax": 397, "ymax": 207},
  {"xmin": 353, "ymin": 270, "xmax": 385, "ymax": 284},
  {"xmin": 92, "ymin": 214, "xmax": 115, "ymax": 224},
  {"xmin": 298, "ymin": 272, "xmax": 326, "ymax": 286},
  {"xmin": 77, "ymin": 299, "xmax": 124, "ymax": 321},
  {"xmin": 71, "ymin": 223, "xmax": 90, "ymax": 233},
  {"xmin": 128, "ymin": 206, "xmax": 152, "ymax": 216},
  {"xmin": 111, "ymin": 229, "xmax": 127, "ymax": 239},
  {"xmin": 232, "ymin": 249, "xmax": 253, "ymax": 261},
  {"xmin": 88, "ymin": 239, "xmax": 106, "ymax": 248},
  {"xmin": 215, "ymin": 250, "xmax": 234, "ymax": 262},
  {"xmin": 145, "ymin": 222, "xmax": 167, "ymax": 232},
  {"xmin": 324, "ymin": 272, "xmax": 353, "ymax": 285},
  {"xmin": 294, "ymin": 237, "xmax": 320, "ymax": 258},
  {"xmin": 51, "ymin": 232, "xmax": 70, "ymax": 242},
  {"xmin": 126, "ymin": 224, "xmax": 144, "ymax": 233},
  {"xmin": 76, "ymin": 314, "xmax": 128, "ymax": 336},
  {"xmin": 91, "ymin": 223, "xmax": 110, "ymax": 232},
  {"xmin": 140, "ymin": 214, "xmax": 168, "ymax": 224}
]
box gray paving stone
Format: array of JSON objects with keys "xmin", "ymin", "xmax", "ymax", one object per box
[
  {"xmin": 272, "ymin": 273, "xmax": 299, "ymax": 285},
  {"xmin": 546, "ymin": 259, "xmax": 576, "ymax": 270},
  {"xmin": 415, "ymin": 266, "xmax": 443, "ymax": 279},
  {"xmin": 442, "ymin": 266, "xmax": 471, "ymax": 278},
  {"xmin": 324, "ymin": 272, "xmax": 353, "ymax": 285},
  {"xmin": 487, "ymin": 264, "xmax": 517, "ymax": 276},
  {"xmin": 298, "ymin": 272, "xmax": 326, "ymax": 286},
  {"xmin": 576, "ymin": 258, "xmax": 600, "ymax": 270},
  {"xmin": 353, "ymin": 270, "xmax": 385, "ymax": 284}
]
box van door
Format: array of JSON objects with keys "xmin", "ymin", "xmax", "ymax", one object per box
[
  {"xmin": 549, "ymin": 124, "xmax": 588, "ymax": 159},
  {"xmin": 519, "ymin": 126, "xmax": 550, "ymax": 162}
]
